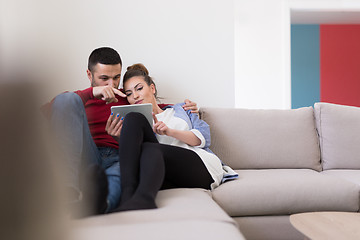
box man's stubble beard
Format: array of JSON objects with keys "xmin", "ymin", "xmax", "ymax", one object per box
[{"xmin": 91, "ymin": 79, "xmax": 97, "ymax": 87}]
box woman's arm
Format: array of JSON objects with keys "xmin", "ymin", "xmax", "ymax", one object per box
[
  {"xmin": 153, "ymin": 113, "xmax": 201, "ymax": 146},
  {"xmin": 180, "ymin": 104, "xmax": 211, "ymax": 149},
  {"xmin": 105, "ymin": 113, "xmax": 124, "ymax": 143}
]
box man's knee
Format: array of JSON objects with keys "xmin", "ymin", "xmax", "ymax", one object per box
[{"xmin": 53, "ymin": 92, "xmax": 83, "ymax": 112}]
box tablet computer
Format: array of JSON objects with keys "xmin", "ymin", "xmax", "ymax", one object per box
[{"xmin": 111, "ymin": 103, "xmax": 153, "ymax": 127}]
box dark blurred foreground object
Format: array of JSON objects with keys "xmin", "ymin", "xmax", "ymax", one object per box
[
  {"xmin": 0, "ymin": 80, "xmax": 68, "ymax": 240},
  {"xmin": 68, "ymin": 163, "xmax": 109, "ymax": 218}
]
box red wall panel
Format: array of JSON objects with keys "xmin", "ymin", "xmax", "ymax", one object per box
[{"xmin": 320, "ymin": 25, "xmax": 360, "ymax": 107}]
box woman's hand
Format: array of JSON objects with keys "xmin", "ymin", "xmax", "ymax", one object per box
[
  {"xmin": 105, "ymin": 113, "xmax": 124, "ymax": 142},
  {"xmin": 153, "ymin": 113, "xmax": 170, "ymax": 135}
]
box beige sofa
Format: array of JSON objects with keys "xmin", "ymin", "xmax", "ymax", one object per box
[{"xmin": 71, "ymin": 102, "xmax": 360, "ymax": 240}]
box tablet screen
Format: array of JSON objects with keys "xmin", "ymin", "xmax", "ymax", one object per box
[{"xmin": 110, "ymin": 103, "xmax": 153, "ymax": 127}]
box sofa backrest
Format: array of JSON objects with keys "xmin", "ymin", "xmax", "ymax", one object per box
[
  {"xmin": 314, "ymin": 102, "xmax": 360, "ymax": 170},
  {"xmin": 200, "ymin": 107, "xmax": 321, "ymax": 171}
]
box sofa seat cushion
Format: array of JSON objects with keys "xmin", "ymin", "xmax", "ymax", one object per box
[
  {"xmin": 200, "ymin": 107, "xmax": 321, "ymax": 170},
  {"xmin": 314, "ymin": 102, "xmax": 360, "ymax": 170},
  {"xmin": 321, "ymin": 170, "xmax": 360, "ymax": 186},
  {"xmin": 212, "ymin": 169, "xmax": 359, "ymax": 216},
  {"xmin": 70, "ymin": 220, "xmax": 246, "ymax": 240},
  {"xmin": 73, "ymin": 188, "xmax": 235, "ymax": 227}
]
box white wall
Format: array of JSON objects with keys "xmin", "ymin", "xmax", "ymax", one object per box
[
  {"xmin": 1, "ymin": 0, "xmax": 234, "ymax": 108},
  {"xmin": 234, "ymin": 0, "xmax": 291, "ymax": 109},
  {"xmin": 2, "ymin": 0, "xmax": 360, "ymax": 109}
]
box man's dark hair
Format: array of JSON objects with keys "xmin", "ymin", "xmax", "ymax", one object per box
[{"xmin": 88, "ymin": 47, "xmax": 122, "ymax": 72}]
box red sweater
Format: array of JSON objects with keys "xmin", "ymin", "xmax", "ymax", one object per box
[{"xmin": 75, "ymin": 87, "xmax": 129, "ymax": 149}]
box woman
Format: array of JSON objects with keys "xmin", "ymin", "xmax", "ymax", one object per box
[{"xmin": 107, "ymin": 64, "xmax": 237, "ymax": 211}]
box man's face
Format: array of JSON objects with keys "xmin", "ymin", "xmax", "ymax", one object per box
[{"xmin": 87, "ymin": 63, "xmax": 122, "ymax": 88}]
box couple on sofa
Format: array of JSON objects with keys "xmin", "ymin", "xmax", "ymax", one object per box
[{"xmin": 50, "ymin": 47, "xmax": 237, "ymax": 217}]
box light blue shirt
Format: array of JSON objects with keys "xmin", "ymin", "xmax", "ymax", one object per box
[{"xmin": 164, "ymin": 103, "xmax": 212, "ymax": 152}]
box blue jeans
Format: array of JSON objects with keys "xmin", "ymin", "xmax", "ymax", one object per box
[{"xmin": 51, "ymin": 92, "xmax": 121, "ymax": 212}]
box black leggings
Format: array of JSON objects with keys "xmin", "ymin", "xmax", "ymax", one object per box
[{"xmin": 115, "ymin": 112, "xmax": 213, "ymax": 211}]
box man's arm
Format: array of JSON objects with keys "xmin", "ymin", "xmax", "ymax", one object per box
[
  {"xmin": 92, "ymin": 86, "xmax": 126, "ymax": 104},
  {"xmin": 74, "ymin": 87, "xmax": 94, "ymax": 104}
]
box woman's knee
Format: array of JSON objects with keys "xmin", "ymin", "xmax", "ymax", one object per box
[{"xmin": 123, "ymin": 112, "xmax": 149, "ymax": 126}]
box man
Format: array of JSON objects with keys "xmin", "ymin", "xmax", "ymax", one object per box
[{"xmin": 50, "ymin": 47, "xmax": 197, "ymax": 216}]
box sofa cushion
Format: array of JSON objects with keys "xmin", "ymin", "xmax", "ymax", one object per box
[
  {"xmin": 212, "ymin": 169, "xmax": 359, "ymax": 216},
  {"xmin": 73, "ymin": 188, "xmax": 235, "ymax": 227},
  {"xmin": 70, "ymin": 220, "xmax": 246, "ymax": 240},
  {"xmin": 72, "ymin": 188, "xmax": 243, "ymax": 240},
  {"xmin": 200, "ymin": 107, "xmax": 321, "ymax": 170},
  {"xmin": 321, "ymin": 170, "xmax": 360, "ymax": 186},
  {"xmin": 314, "ymin": 102, "xmax": 360, "ymax": 170}
]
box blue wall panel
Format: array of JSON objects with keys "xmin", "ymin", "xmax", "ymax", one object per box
[{"xmin": 291, "ymin": 24, "xmax": 320, "ymax": 108}]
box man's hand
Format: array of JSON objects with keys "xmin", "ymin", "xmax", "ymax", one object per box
[
  {"xmin": 183, "ymin": 99, "xmax": 198, "ymax": 113},
  {"xmin": 105, "ymin": 113, "xmax": 124, "ymax": 142},
  {"xmin": 93, "ymin": 86, "xmax": 126, "ymax": 104},
  {"xmin": 153, "ymin": 113, "xmax": 170, "ymax": 135}
]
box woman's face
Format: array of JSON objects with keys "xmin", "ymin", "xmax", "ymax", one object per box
[{"xmin": 124, "ymin": 76, "xmax": 156, "ymax": 105}]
